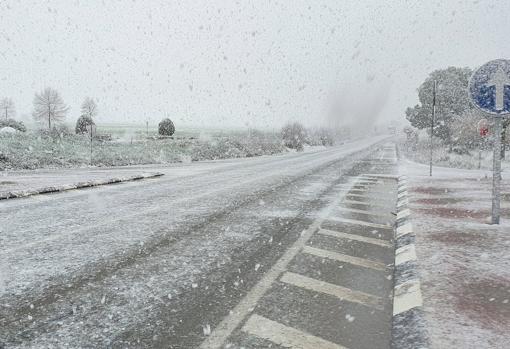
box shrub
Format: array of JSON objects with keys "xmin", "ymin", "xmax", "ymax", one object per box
[
  {"xmin": 158, "ymin": 118, "xmax": 175, "ymax": 136},
  {"xmin": 75, "ymin": 115, "xmax": 95, "ymax": 134},
  {"xmin": 38, "ymin": 125, "xmax": 73, "ymax": 139},
  {"xmin": 0, "ymin": 118, "xmax": 26, "ymax": 132},
  {"xmin": 281, "ymin": 122, "xmax": 307, "ymax": 151},
  {"xmin": 308, "ymin": 128, "xmax": 335, "ymax": 146}
]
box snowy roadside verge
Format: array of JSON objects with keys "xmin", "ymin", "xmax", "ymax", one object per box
[
  {"xmin": 399, "ymin": 158, "xmax": 510, "ymax": 348},
  {"xmin": 0, "ymin": 172, "xmax": 163, "ymax": 200},
  {"xmin": 392, "ymin": 175, "xmax": 429, "ymax": 349}
]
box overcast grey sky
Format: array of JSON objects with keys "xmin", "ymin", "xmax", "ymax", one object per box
[{"xmin": 1, "ymin": 0, "xmax": 509, "ymax": 129}]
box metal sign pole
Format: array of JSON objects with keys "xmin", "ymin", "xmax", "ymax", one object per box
[
  {"xmin": 429, "ymin": 80, "xmax": 436, "ymax": 177},
  {"xmin": 90, "ymin": 126, "xmax": 93, "ymax": 166},
  {"xmin": 491, "ymin": 116, "xmax": 502, "ymax": 224}
]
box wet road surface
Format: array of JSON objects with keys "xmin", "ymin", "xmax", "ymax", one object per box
[{"xmin": 0, "ymin": 138, "xmax": 398, "ymax": 348}]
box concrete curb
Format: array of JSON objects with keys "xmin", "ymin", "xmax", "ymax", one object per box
[
  {"xmin": 391, "ymin": 175, "xmax": 429, "ymax": 349},
  {"xmin": 0, "ymin": 172, "xmax": 164, "ymax": 200}
]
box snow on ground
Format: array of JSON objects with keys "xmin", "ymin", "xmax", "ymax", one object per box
[
  {"xmin": 400, "ymin": 159, "xmax": 510, "ymax": 349},
  {"xmin": 0, "ymin": 136, "xmax": 389, "ymax": 348}
]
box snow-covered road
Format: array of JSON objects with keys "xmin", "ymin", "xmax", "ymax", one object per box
[{"xmin": 1, "ymin": 136, "xmax": 395, "ymax": 348}]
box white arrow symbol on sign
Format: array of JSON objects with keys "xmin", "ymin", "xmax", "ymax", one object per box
[{"xmin": 486, "ymin": 66, "xmax": 510, "ymax": 111}]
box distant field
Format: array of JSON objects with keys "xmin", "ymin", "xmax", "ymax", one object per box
[
  {"xmin": 96, "ymin": 123, "xmax": 203, "ymax": 139},
  {"xmin": 22, "ymin": 121, "xmax": 257, "ymax": 140},
  {"xmin": 97, "ymin": 124, "xmax": 275, "ymax": 140}
]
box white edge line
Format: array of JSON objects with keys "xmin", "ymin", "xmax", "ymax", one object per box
[
  {"xmin": 318, "ymin": 228, "xmax": 393, "ymax": 247},
  {"xmin": 242, "ymin": 314, "xmax": 348, "ymax": 349},
  {"xmin": 395, "ymin": 244, "xmax": 417, "ymax": 265},
  {"xmin": 393, "ymin": 279, "xmax": 423, "ymax": 315},
  {"xmin": 302, "ymin": 245, "xmax": 387, "ymax": 271},
  {"xmin": 280, "ymin": 272, "xmax": 382, "ymax": 308}
]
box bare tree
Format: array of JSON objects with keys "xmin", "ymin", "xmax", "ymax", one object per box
[
  {"xmin": 32, "ymin": 87, "xmax": 69, "ymax": 130},
  {"xmin": 0, "ymin": 97, "xmax": 15, "ymax": 120},
  {"xmin": 81, "ymin": 97, "xmax": 98, "ymax": 119}
]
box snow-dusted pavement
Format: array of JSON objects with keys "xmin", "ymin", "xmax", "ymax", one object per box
[
  {"xmin": 1, "ymin": 136, "xmax": 398, "ymax": 348},
  {"xmin": 401, "ymin": 159, "xmax": 510, "ymax": 349}
]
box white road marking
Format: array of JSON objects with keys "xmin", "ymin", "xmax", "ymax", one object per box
[
  {"xmin": 341, "ymin": 199, "xmax": 389, "ymax": 208},
  {"xmin": 355, "ymin": 178, "xmax": 379, "ymax": 184},
  {"xmin": 241, "ymin": 314, "xmax": 348, "ymax": 349},
  {"xmin": 318, "ymin": 228, "xmax": 393, "ymax": 247},
  {"xmin": 361, "ymin": 174, "xmax": 398, "ymax": 179},
  {"xmin": 395, "ymin": 244, "xmax": 417, "ymax": 265},
  {"xmin": 396, "ymin": 208, "xmax": 411, "ymax": 220},
  {"xmin": 393, "ymin": 279, "xmax": 423, "ymax": 315},
  {"xmin": 345, "ymin": 193, "xmax": 394, "ymax": 202},
  {"xmin": 326, "ymin": 217, "xmax": 393, "ymax": 230},
  {"xmin": 396, "ymin": 198, "xmax": 409, "ymax": 208},
  {"xmin": 302, "ymin": 245, "xmax": 387, "ymax": 271},
  {"xmin": 396, "ymin": 222, "xmax": 413, "ymax": 238},
  {"xmin": 348, "ymin": 189, "xmax": 391, "ymax": 196},
  {"xmin": 348, "ymin": 188, "xmax": 369, "ymax": 193},
  {"xmin": 397, "ymin": 191, "xmax": 408, "ymax": 199},
  {"xmin": 335, "ymin": 206, "xmax": 392, "ymax": 217},
  {"xmin": 198, "ymin": 181, "xmax": 354, "ymax": 349},
  {"xmin": 281, "ymin": 272, "xmax": 382, "ymax": 308}
]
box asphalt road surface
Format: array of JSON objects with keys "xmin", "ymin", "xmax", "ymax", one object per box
[{"xmin": 0, "ymin": 137, "xmax": 398, "ymax": 349}]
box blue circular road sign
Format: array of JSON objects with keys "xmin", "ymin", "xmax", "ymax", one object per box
[{"xmin": 469, "ymin": 59, "xmax": 510, "ymax": 116}]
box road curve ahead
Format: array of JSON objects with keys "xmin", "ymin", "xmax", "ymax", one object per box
[{"xmin": 0, "ymin": 136, "xmax": 398, "ymax": 349}]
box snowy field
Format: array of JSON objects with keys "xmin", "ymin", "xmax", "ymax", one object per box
[
  {"xmin": 401, "ymin": 159, "xmax": 510, "ymax": 348},
  {"xmin": 401, "ymin": 139, "xmax": 510, "ymax": 171},
  {"xmin": 0, "ymin": 130, "xmax": 285, "ymax": 170}
]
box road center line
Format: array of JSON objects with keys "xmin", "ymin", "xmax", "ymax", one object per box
[
  {"xmin": 302, "ymin": 245, "xmax": 387, "ymax": 271},
  {"xmin": 318, "ymin": 228, "xmax": 393, "ymax": 247},
  {"xmin": 242, "ymin": 314, "xmax": 349, "ymax": 349},
  {"xmin": 280, "ymin": 272, "xmax": 383, "ymax": 308}
]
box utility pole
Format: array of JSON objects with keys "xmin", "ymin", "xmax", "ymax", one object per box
[
  {"xmin": 429, "ymin": 80, "xmax": 436, "ymax": 177},
  {"xmin": 90, "ymin": 127, "xmax": 93, "ymax": 166},
  {"xmin": 146, "ymin": 120, "xmax": 149, "ymax": 138}
]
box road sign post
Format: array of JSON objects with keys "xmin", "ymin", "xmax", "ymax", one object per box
[
  {"xmin": 429, "ymin": 80, "xmax": 437, "ymax": 177},
  {"xmin": 492, "ymin": 117, "xmax": 502, "ymax": 223},
  {"xmin": 469, "ymin": 59, "xmax": 510, "ymax": 224},
  {"xmin": 86, "ymin": 124, "xmax": 96, "ymax": 166}
]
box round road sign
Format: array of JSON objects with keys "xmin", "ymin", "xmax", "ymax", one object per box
[{"xmin": 469, "ymin": 59, "xmax": 510, "ymax": 116}]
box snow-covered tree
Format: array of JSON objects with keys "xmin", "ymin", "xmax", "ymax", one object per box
[
  {"xmin": 81, "ymin": 97, "xmax": 98, "ymax": 119},
  {"xmin": 32, "ymin": 87, "xmax": 69, "ymax": 130},
  {"xmin": 449, "ymin": 109, "xmax": 485, "ymax": 151},
  {"xmin": 281, "ymin": 122, "xmax": 307, "ymax": 151},
  {"xmin": 406, "ymin": 67, "xmax": 473, "ymax": 143},
  {"xmin": 0, "ymin": 97, "xmax": 15, "ymax": 120},
  {"xmin": 75, "ymin": 115, "xmax": 95, "ymax": 135},
  {"xmin": 158, "ymin": 118, "xmax": 175, "ymax": 136}
]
